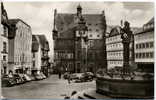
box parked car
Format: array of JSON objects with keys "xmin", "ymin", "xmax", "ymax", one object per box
[
  {"xmin": 40, "ymin": 73, "xmax": 46, "ymax": 79},
  {"xmin": 2, "ymin": 74, "xmax": 16, "ymax": 87},
  {"xmin": 23, "ymin": 74, "xmax": 32, "ymax": 82},
  {"xmin": 13, "ymin": 74, "xmax": 24, "ymax": 84},
  {"xmin": 83, "ymin": 72, "xmax": 94, "ymax": 80},
  {"xmin": 27, "ymin": 74, "xmax": 35, "ymax": 81},
  {"xmin": 73, "ymin": 72, "xmax": 94, "ymax": 82},
  {"xmin": 63, "ymin": 72, "xmax": 70, "ymax": 79},
  {"xmin": 19, "ymin": 74, "xmax": 27, "ymax": 83},
  {"xmin": 70, "ymin": 73, "xmax": 83, "ymax": 80},
  {"xmin": 34, "ymin": 73, "xmax": 43, "ymax": 80}
]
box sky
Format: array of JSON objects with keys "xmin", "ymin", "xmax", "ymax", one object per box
[{"xmin": 3, "ymin": 1, "xmax": 154, "ymax": 61}]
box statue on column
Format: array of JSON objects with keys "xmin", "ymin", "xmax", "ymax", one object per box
[{"xmin": 120, "ymin": 21, "xmax": 133, "ymax": 75}]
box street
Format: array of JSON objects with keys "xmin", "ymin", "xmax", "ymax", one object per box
[{"xmin": 2, "ymin": 75, "xmax": 96, "ymax": 99}]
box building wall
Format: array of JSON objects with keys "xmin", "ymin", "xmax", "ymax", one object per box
[
  {"xmin": 134, "ymin": 24, "xmax": 154, "ymax": 72},
  {"xmin": 32, "ymin": 45, "xmax": 42, "ymax": 74},
  {"xmin": 134, "ymin": 18, "xmax": 154, "ymax": 72},
  {"xmin": 1, "ymin": 24, "xmax": 9, "ymax": 74},
  {"xmin": 0, "ymin": 24, "xmax": 2, "ymax": 75},
  {"xmin": 8, "ymin": 20, "xmax": 32, "ymax": 74},
  {"xmin": 54, "ymin": 10, "xmax": 106, "ymax": 73},
  {"xmin": 37, "ymin": 45, "xmax": 42, "ymax": 72},
  {"xmin": 135, "ymin": 31, "xmax": 154, "ymax": 63},
  {"xmin": 106, "ymin": 34, "xmax": 133, "ymax": 69}
]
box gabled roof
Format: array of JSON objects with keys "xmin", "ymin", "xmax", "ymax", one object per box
[
  {"xmin": 108, "ymin": 25, "xmax": 141, "ymax": 37},
  {"xmin": 83, "ymin": 14, "xmax": 101, "ymax": 24},
  {"xmin": 36, "ymin": 35, "xmax": 49, "ymax": 51},
  {"xmin": 145, "ymin": 17, "xmax": 154, "ymax": 25},
  {"xmin": 109, "ymin": 26, "xmax": 121, "ymax": 37},
  {"xmin": 8, "ymin": 19, "xmax": 31, "ymax": 28},
  {"xmin": 55, "ymin": 13, "xmax": 107, "ymax": 39},
  {"xmin": 56, "ymin": 13, "xmax": 75, "ymax": 32}
]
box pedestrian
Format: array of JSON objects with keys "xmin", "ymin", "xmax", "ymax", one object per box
[
  {"xmin": 59, "ymin": 72, "xmax": 61, "ymax": 79},
  {"xmin": 68, "ymin": 73, "xmax": 71, "ymax": 84}
]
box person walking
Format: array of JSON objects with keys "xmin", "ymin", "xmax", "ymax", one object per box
[
  {"xmin": 68, "ymin": 73, "xmax": 71, "ymax": 84},
  {"xmin": 59, "ymin": 72, "xmax": 61, "ymax": 79}
]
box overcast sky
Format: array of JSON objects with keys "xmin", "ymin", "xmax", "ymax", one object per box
[{"xmin": 3, "ymin": 2, "xmax": 154, "ymax": 60}]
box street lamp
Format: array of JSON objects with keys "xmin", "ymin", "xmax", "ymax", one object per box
[{"xmin": 75, "ymin": 16, "xmax": 88, "ymax": 72}]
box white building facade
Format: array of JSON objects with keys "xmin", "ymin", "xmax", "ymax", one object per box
[
  {"xmin": 8, "ymin": 19, "xmax": 32, "ymax": 74},
  {"xmin": 106, "ymin": 27, "xmax": 135, "ymax": 69},
  {"xmin": 32, "ymin": 35, "xmax": 41, "ymax": 74},
  {"xmin": 134, "ymin": 17, "xmax": 154, "ymax": 72}
]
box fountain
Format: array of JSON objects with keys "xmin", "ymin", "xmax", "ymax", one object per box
[{"xmin": 96, "ymin": 21, "xmax": 154, "ymax": 99}]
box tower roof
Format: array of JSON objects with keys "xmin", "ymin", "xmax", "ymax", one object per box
[{"xmin": 77, "ymin": 4, "xmax": 82, "ymax": 10}]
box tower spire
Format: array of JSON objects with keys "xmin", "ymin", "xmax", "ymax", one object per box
[
  {"xmin": 53, "ymin": 9, "xmax": 57, "ymax": 31},
  {"xmin": 77, "ymin": 4, "xmax": 82, "ymax": 17},
  {"xmin": 1, "ymin": 2, "xmax": 4, "ymax": 11}
]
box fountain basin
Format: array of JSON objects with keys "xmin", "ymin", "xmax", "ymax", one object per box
[{"xmin": 96, "ymin": 76, "xmax": 154, "ymax": 98}]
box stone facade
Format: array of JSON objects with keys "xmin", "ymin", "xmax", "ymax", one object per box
[{"xmin": 8, "ymin": 19, "xmax": 32, "ymax": 74}]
